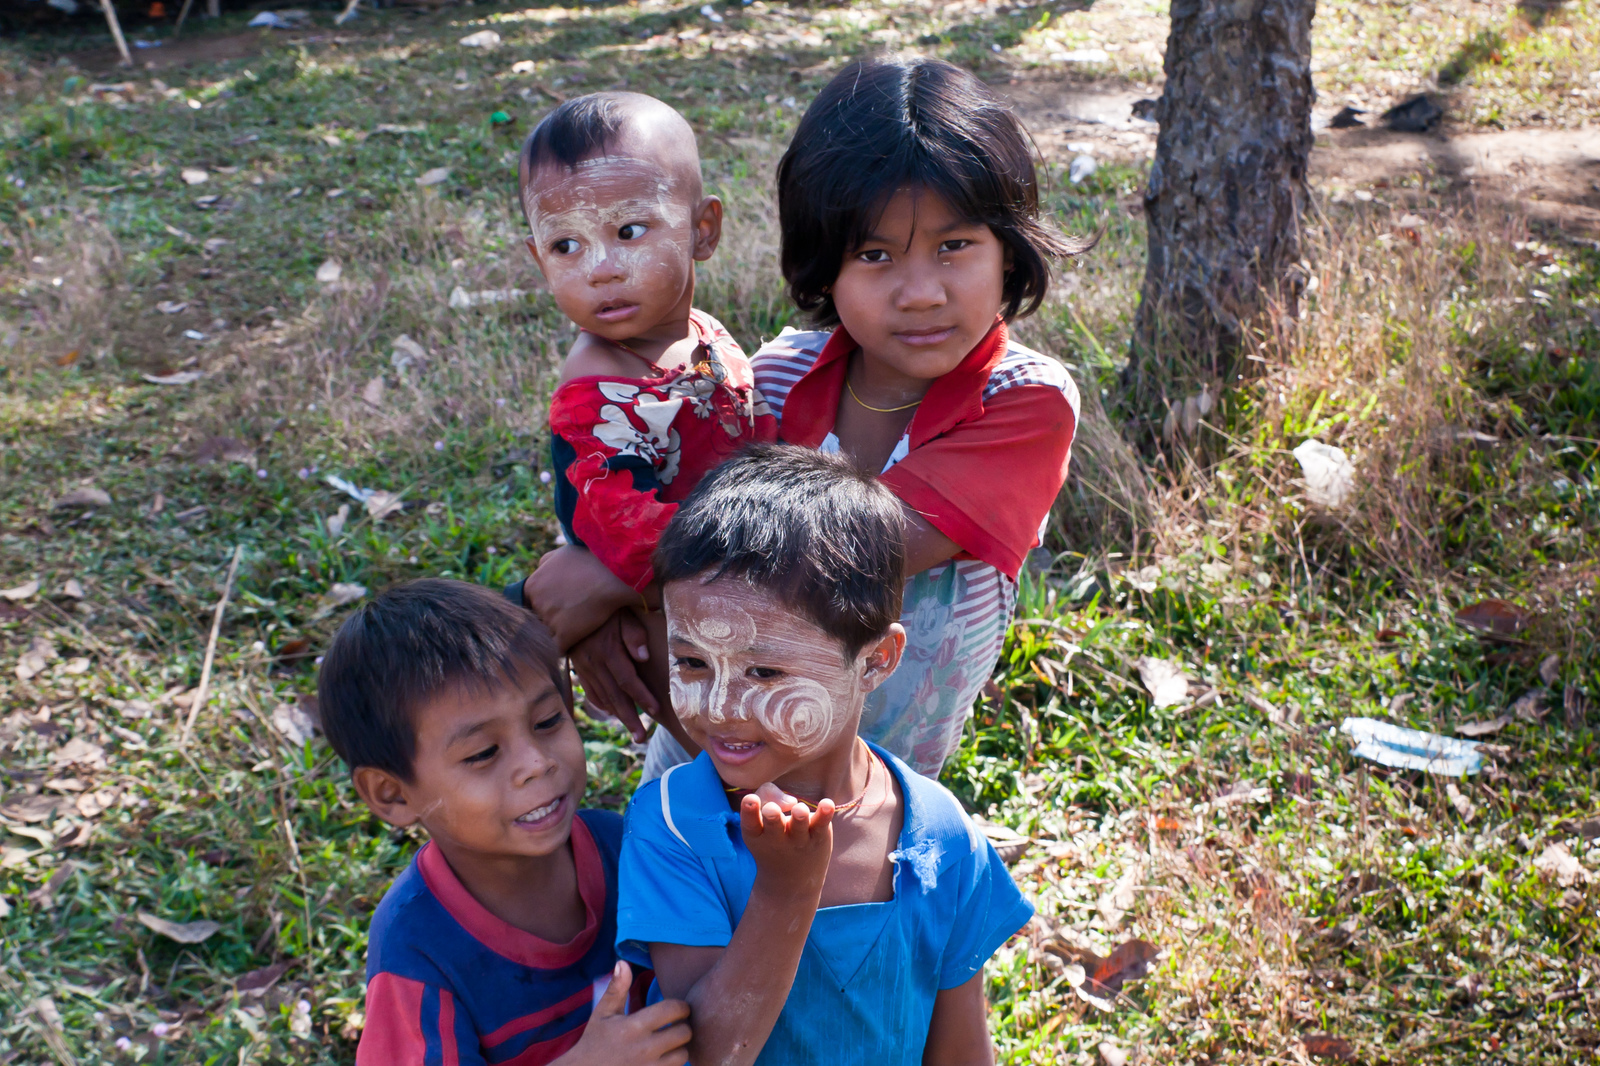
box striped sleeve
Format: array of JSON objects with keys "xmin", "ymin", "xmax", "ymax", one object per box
[
  {"xmin": 358, "ymin": 972, "xmax": 485, "ymax": 1066},
  {"xmin": 751, "ymin": 329, "xmax": 829, "ymax": 422}
]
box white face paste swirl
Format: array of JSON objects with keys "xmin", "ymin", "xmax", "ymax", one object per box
[{"xmin": 665, "ymin": 582, "xmax": 868, "ymax": 761}]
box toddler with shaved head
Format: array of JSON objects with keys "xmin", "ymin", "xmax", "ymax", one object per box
[{"xmin": 511, "ymin": 93, "xmax": 775, "ymax": 759}]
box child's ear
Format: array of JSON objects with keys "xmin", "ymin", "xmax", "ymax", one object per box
[
  {"xmin": 859, "ymin": 623, "xmax": 906, "ymax": 694},
  {"xmin": 692, "ymin": 195, "xmax": 724, "ymax": 262},
  {"xmin": 523, "ymin": 234, "xmax": 543, "ymax": 267},
  {"xmin": 352, "ymin": 766, "xmax": 421, "ymax": 829}
]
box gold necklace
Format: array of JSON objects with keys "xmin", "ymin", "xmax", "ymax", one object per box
[
  {"xmin": 724, "ymin": 749, "xmax": 882, "ymax": 815},
  {"xmin": 847, "ymin": 377, "xmax": 922, "ymax": 414}
]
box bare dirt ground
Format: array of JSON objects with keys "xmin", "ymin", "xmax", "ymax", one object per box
[{"xmin": 1005, "ymin": 78, "xmax": 1600, "ymax": 235}]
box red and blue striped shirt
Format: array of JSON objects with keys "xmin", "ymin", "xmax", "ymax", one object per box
[{"xmin": 358, "ymin": 810, "xmax": 635, "ymax": 1066}]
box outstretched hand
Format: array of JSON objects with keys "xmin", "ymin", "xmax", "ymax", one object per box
[
  {"xmin": 557, "ymin": 961, "xmax": 691, "ymax": 1066},
  {"xmin": 739, "ymin": 783, "xmax": 834, "ymax": 898}
]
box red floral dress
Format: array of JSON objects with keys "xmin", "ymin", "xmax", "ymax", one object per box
[{"xmin": 548, "ymin": 309, "xmax": 776, "ymax": 591}]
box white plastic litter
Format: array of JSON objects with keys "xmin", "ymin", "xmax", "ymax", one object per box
[
  {"xmin": 1293, "ymin": 438, "xmax": 1355, "ymax": 508},
  {"xmin": 324, "ymin": 474, "xmax": 374, "ymax": 504},
  {"xmin": 459, "ymin": 29, "xmax": 502, "ymax": 49},
  {"xmin": 1069, "ymin": 154, "xmax": 1098, "ymax": 185},
  {"xmin": 1340, "ymin": 717, "xmax": 1483, "ymax": 777}
]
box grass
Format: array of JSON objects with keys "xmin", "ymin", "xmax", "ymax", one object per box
[{"xmin": 2, "ymin": 1, "xmax": 1599, "ymax": 1064}]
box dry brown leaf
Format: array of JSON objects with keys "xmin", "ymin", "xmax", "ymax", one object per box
[
  {"xmin": 52, "ymin": 737, "xmax": 107, "ymax": 770},
  {"xmin": 236, "ymin": 961, "xmax": 290, "ymax": 993},
  {"xmin": 1539, "ymin": 654, "xmax": 1562, "ymax": 686},
  {"xmin": 56, "ymin": 349, "xmax": 80, "ymax": 366},
  {"xmin": 1, "ymin": 580, "xmax": 40, "ymax": 602},
  {"xmin": 1303, "ymin": 1034, "xmax": 1355, "ymax": 1061},
  {"xmin": 1136, "ymin": 657, "xmax": 1188, "ymax": 707},
  {"xmin": 1456, "ymin": 715, "xmax": 1511, "ymax": 737},
  {"xmin": 138, "ymin": 911, "xmax": 221, "ymax": 943},
  {"xmin": 362, "ymin": 375, "xmax": 386, "ymax": 408},
  {"xmin": 53, "ymin": 486, "xmax": 112, "ymax": 509},
  {"xmin": 1453, "ymin": 599, "xmax": 1532, "ymax": 639},
  {"xmin": 1534, "ymin": 842, "xmax": 1591, "ymax": 887}
]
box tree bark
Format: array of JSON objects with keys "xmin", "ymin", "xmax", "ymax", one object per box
[{"xmin": 1128, "ymin": 0, "xmax": 1316, "ymax": 421}]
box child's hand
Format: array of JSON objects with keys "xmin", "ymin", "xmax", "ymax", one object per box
[
  {"xmin": 740, "ymin": 783, "xmax": 834, "ymax": 898},
  {"xmin": 559, "ymin": 961, "xmax": 691, "ymax": 1066},
  {"xmin": 568, "ymin": 611, "xmax": 655, "ymax": 741},
  {"xmin": 525, "ymin": 546, "xmax": 641, "ymax": 651}
]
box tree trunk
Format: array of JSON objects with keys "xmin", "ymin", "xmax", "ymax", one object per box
[{"xmin": 1128, "ymin": 0, "xmax": 1316, "ymax": 425}]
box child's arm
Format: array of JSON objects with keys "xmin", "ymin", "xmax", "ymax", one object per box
[
  {"xmin": 555, "ymin": 961, "xmax": 693, "ymax": 1066},
  {"xmin": 922, "ymin": 975, "xmax": 994, "ymax": 1066},
  {"xmin": 648, "ymin": 789, "xmax": 835, "ymax": 1066}
]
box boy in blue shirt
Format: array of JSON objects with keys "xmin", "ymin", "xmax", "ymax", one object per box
[
  {"xmin": 616, "ymin": 445, "xmax": 1033, "ymax": 1065},
  {"xmin": 317, "ymin": 579, "xmax": 692, "ymax": 1066}
]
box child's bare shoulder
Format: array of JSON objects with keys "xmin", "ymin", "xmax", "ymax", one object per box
[{"xmin": 558, "ymin": 332, "xmax": 649, "ymax": 384}]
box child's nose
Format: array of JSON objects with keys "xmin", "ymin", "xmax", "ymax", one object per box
[
  {"xmin": 895, "ymin": 261, "xmax": 947, "ymax": 310},
  {"xmin": 588, "ymin": 248, "xmax": 626, "ymax": 283}
]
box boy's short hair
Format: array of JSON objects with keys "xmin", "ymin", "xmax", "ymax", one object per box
[
  {"xmin": 519, "ymin": 93, "xmax": 628, "ymax": 178},
  {"xmin": 653, "ymin": 444, "xmax": 905, "ymax": 658},
  {"xmin": 776, "ymin": 56, "xmax": 1094, "ymax": 327},
  {"xmin": 317, "ymin": 579, "xmax": 565, "ymax": 780}
]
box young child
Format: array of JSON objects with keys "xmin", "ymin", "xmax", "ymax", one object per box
[
  {"xmin": 511, "ymin": 92, "xmax": 776, "ymax": 750},
  {"xmin": 317, "ymin": 579, "xmax": 692, "ymax": 1066},
  {"xmin": 616, "ymin": 445, "xmax": 1033, "ymax": 1066},
  {"xmin": 639, "ymin": 56, "xmax": 1090, "ymax": 779}
]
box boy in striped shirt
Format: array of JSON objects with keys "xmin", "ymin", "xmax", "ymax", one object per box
[{"xmin": 317, "ymin": 579, "xmax": 691, "ymax": 1066}]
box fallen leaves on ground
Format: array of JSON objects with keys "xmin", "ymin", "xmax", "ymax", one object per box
[
  {"xmin": 316, "ymin": 259, "xmax": 342, "ymax": 284},
  {"xmin": 271, "ymin": 702, "xmax": 317, "ymax": 746},
  {"xmin": 1, "ymin": 580, "xmax": 39, "ymax": 602},
  {"xmin": 312, "ymin": 582, "xmax": 367, "ymax": 620},
  {"xmin": 52, "ymin": 486, "xmax": 112, "ymax": 509},
  {"xmin": 15, "ymin": 636, "xmax": 57, "ymax": 680},
  {"xmin": 1303, "ymin": 1034, "xmax": 1356, "ymax": 1061},
  {"xmin": 1454, "ymin": 598, "xmax": 1532, "ymax": 639},
  {"xmin": 138, "ymin": 912, "xmax": 221, "ymax": 944},
  {"xmin": 1137, "ymin": 657, "xmax": 1188, "ymax": 707},
  {"xmin": 416, "ymin": 167, "xmax": 451, "ymax": 186},
  {"xmin": 142, "ymin": 370, "xmax": 204, "ymax": 386},
  {"xmin": 1533, "ymin": 842, "xmax": 1590, "ymax": 887},
  {"xmin": 1457, "ymin": 714, "xmax": 1511, "ymax": 737}
]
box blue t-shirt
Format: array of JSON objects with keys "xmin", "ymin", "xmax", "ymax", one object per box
[
  {"xmin": 616, "ymin": 744, "xmax": 1033, "ymax": 1065},
  {"xmin": 360, "ymin": 809, "xmax": 640, "ymax": 1065}
]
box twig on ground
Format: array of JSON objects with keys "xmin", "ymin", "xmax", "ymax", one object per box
[{"xmin": 180, "ymin": 545, "xmax": 243, "ymax": 748}]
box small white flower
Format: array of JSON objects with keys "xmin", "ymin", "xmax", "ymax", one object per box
[
  {"xmin": 434, "ymin": 440, "xmax": 445, "ymax": 451},
  {"xmin": 116, "ymin": 1037, "xmax": 132, "ymax": 1050},
  {"xmin": 152, "ymin": 1023, "xmax": 170, "ymax": 1038},
  {"xmin": 538, "ymin": 470, "xmax": 552, "ymax": 484}
]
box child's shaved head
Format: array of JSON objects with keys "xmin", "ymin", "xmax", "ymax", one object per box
[
  {"xmin": 518, "ymin": 92, "xmax": 704, "ymax": 218},
  {"xmin": 515, "ymin": 91, "xmax": 722, "ymax": 346}
]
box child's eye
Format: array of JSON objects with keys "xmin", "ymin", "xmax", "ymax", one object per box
[
  {"xmin": 618, "ymin": 223, "xmax": 648, "ymax": 240},
  {"xmin": 749, "ymin": 666, "xmax": 785, "ymax": 680},
  {"xmin": 552, "ymin": 238, "xmax": 579, "ymax": 255},
  {"xmin": 857, "ymin": 249, "xmax": 891, "ymax": 264},
  {"xmin": 939, "ymin": 239, "xmax": 972, "ymax": 254},
  {"xmin": 462, "ymin": 744, "xmax": 499, "ymax": 765},
  {"xmin": 674, "ymin": 656, "xmax": 709, "ymax": 670},
  {"xmin": 533, "ymin": 711, "xmax": 566, "ymax": 732}
]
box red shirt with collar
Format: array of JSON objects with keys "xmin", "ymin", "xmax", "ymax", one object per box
[{"xmin": 773, "ymin": 320, "xmax": 1076, "ymax": 579}]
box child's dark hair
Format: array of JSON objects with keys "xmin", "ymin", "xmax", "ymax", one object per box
[
  {"xmin": 317, "ymin": 579, "xmax": 566, "ymax": 779},
  {"xmin": 653, "ymin": 444, "xmax": 905, "ymax": 658},
  {"xmin": 776, "ymin": 56, "xmax": 1093, "ymax": 326},
  {"xmin": 517, "ymin": 93, "xmax": 627, "ymax": 225}
]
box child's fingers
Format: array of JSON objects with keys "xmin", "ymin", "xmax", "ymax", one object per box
[
  {"xmin": 809, "ymin": 797, "xmax": 837, "ymax": 835},
  {"xmin": 630, "ymin": 997, "xmax": 691, "ymax": 1030},
  {"xmin": 592, "ymin": 961, "xmax": 632, "ymax": 1020},
  {"xmin": 618, "ymin": 610, "xmax": 651, "ymax": 663},
  {"xmin": 739, "ymin": 794, "xmax": 765, "ymax": 837},
  {"xmin": 646, "ymin": 1018, "xmax": 693, "ymax": 1053},
  {"xmin": 761, "ymin": 800, "xmax": 787, "ymax": 835}
]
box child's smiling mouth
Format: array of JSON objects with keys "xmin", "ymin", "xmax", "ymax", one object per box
[
  {"xmin": 513, "ymin": 795, "xmax": 568, "ymax": 830},
  {"xmin": 707, "ymin": 735, "xmax": 767, "ymax": 766}
]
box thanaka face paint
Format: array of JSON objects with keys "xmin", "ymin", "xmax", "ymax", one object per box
[
  {"xmin": 523, "ymin": 156, "xmax": 702, "ymax": 345},
  {"xmin": 664, "ymin": 576, "xmax": 892, "ymax": 787}
]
